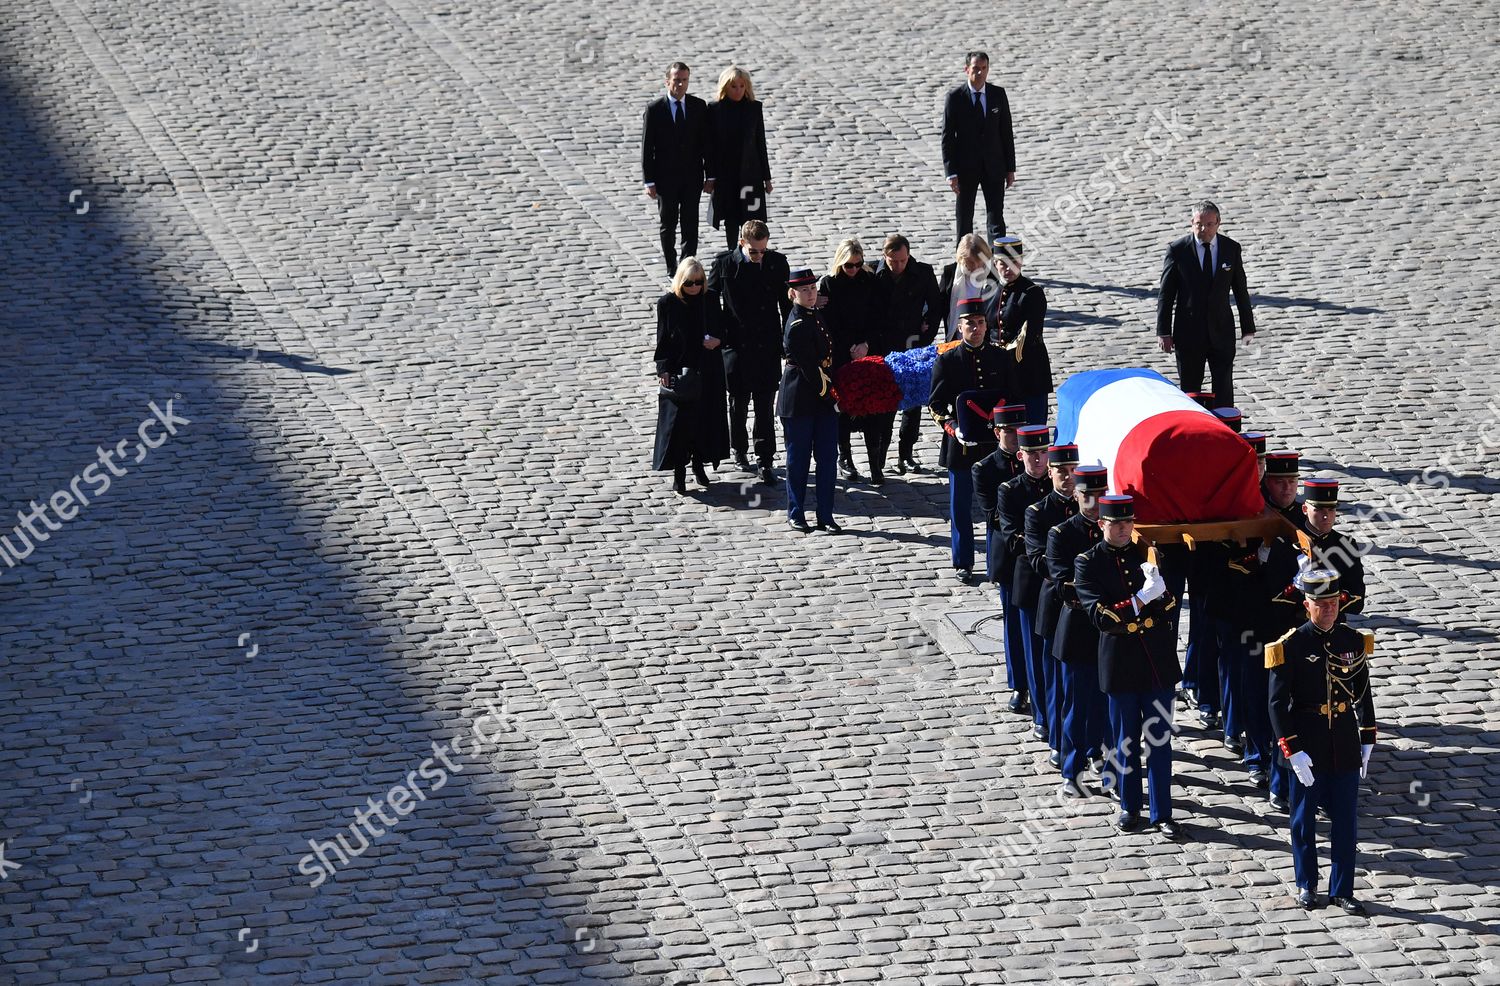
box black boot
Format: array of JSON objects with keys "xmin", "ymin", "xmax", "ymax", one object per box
[
  {"xmin": 693, "ymin": 461, "xmax": 712, "ymax": 488},
  {"xmin": 672, "ymin": 466, "xmax": 687, "ymax": 495}
]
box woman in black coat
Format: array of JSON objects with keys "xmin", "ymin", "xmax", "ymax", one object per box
[
  {"xmin": 817, "ymin": 238, "xmax": 895, "ymax": 484},
  {"xmin": 653, "ymin": 258, "xmax": 731, "ymax": 493},
  {"xmin": 706, "ymin": 66, "xmax": 772, "ymax": 249}
]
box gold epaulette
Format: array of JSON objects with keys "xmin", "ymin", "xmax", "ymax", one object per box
[
  {"xmin": 1357, "ymin": 628, "xmax": 1375, "ymax": 655},
  {"xmin": 1265, "ymin": 628, "xmax": 1296, "ymax": 669}
]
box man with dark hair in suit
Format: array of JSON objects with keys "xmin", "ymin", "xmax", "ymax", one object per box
[
  {"xmin": 642, "ymin": 62, "xmax": 714, "ymax": 273},
  {"xmin": 872, "ymin": 233, "xmax": 943, "ymax": 473},
  {"xmin": 1155, "ymin": 201, "xmax": 1255, "ymax": 407},
  {"xmin": 941, "ymin": 51, "xmax": 1016, "ymax": 245}
]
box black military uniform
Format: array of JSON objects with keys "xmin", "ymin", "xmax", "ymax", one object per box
[
  {"xmin": 970, "ymin": 402, "xmax": 1028, "ymax": 709},
  {"xmin": 1297, "ymin": 478, "xmax": 1366, "ymax": 615},
  {"xmin": 992, "ymin": 235, "xmax": 1051, "ymax": 426},
  {"xmin": 778, "ymin": 269, "xmax": 839, "ymax": 531},
  {"xmin": 929, "ymin": 300, "xmax": 1010, "ymax": 578},
  {"xmin": 709, "ymin": 244, "xmax": 792, "ymax": 480},
  {"xmin": 1266, "ymin": 571, "xmax": 1376, "ymax": 913},
  {"xmin": 1025, "ymin": 442, "xmax": 1080, "ymax": 762},
  {"xmin": 998, "ymin": 425, "xmax": 1053, "ymax": 737},
  {"xmin": 1074, "ymin": 495, "xmax": 1182, "ymax": 836},
  {"xmin": 1262, "ymin": 451, "xmax": 1305, "ymax": 529},
  {"xmin": 1049, "ymin": 464, "xmax": 1108, "ymax": 793}
]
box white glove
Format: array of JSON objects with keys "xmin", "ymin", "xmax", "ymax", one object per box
[
  {"xmin": 1135, "ymin": 567, "xmax": 1166, "ymax": 607},
  {"xmin": 1288, "ymin": 750, "xmax": 1315, "ymax": 787},
  {"xmin": 1256, "ymin": 543, "xmax": 1271, "ymax": 563},
  {"xmin": 1294, "ymin": 553, "xmax": 1315, "ymax": 584},
  {"xmin": 1360, "ymin": 743, "xmax": 1374, "ymax": 778}
]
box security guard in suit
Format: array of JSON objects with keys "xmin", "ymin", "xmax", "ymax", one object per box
[
  {"xmin": 1074, "ymin": 495, "xmax": 1184, "ymax": 840},
  {"xmin": 998, "ymin": 425, "xmax": 1053, "ymax": 738},
  {"xmin": 929, "ymin": 297, "xmax": 1010, "ymax": 581},
  {"xmin": 1267, "ymin": 570, "xmax": 1376, "ymax": 914},
  {"xmin": 1025, "ymin": 442, "xmax": 1080, "ymax": 765},
  {"xmin": 1048, "ymin": 464, "xmax": 1109, "ymax": 798},
  {"xmin": 972, "ymin": 402, "xmax": 1028, "ymax": 710}
]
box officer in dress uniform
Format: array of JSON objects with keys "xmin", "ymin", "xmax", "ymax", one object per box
[
  {"xmin": 929, "ymin": 296, "xmax": 1011, "ymax": 581},
  {"xmin": 1025, "ymin": 442, "xmax": 1080, "ymax": 767},
  {"xmin": 972, "ymin": 402, "xmax": 1029, "ymax": 711},
  {"xmin": 777, "ymin": 268, "xmax": 841, "ymax": 533},
  {"xmin": 1263, "ymin": 450, "xmax": 1304, "ymax": 528},
  {"xmin": 1267, "ymin": 570, "xmax": 1377, "ymax": 914},
  {"xmin": 1074, "ymin": 494, "xmax": 1185, "ymax": 839},
  {"xmin": 1048, "ymin": 463, "xmax": 1109, "ymax": 798},
  {"xmin": 998, "ymin": 425, "xmax": 1053, "ymax": 739},
  {"xmin": 1298, "ymin": 478, "xmax": 1367, "ymax": 614}
]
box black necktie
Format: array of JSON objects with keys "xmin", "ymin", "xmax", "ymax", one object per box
[
  {"xmin": 972, "ymin": 91, "xmax": 982, "ymax": 115},
  {"xmin": 1201, "ymin": 242, "xmax": 1213, "ymax": 277},
  {"xmin": 672, "ymin": 100, "xmax": 682, "ymax": 128}
]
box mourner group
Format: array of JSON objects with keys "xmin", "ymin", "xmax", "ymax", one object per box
[{"xmin": 643, "ymin": 54, "xmax": 1380, "ymax": 915}]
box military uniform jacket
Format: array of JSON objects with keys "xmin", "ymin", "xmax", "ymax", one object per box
[
  {"xmin": 708, "ymin": 247, "xmax": 792, "ymax": 394},
  {"xmin": 1047, "ymin": 512, "xmax": 1103, "ymax": 664},
  {"xmin": 972, "ymin": 448, "xmax": 1020, "ymax": 583},
  {"xmin": 999, "ymin": 472, "xmax": 1052, "ymax": 606},
  {"xmin": 997, "ymin": 275, "xmax": 1052, "ymax": 400},
  {"xmin": 1074, "ymin": 541, "xmax": 1181, "ymax": 695},
  {"xmin": 1261, "ymin": 535, "xmax": 1364, "ymax": 639},
  {"xmin": 1303, "ymin": 529, "xmax": 1367, "ymax": 617},
  {"xmin": 1267, "ymin": 621, "xmax": 1376, "ymax": 773},
  {"xmin": 776, "ymin": 305, "xmax": 836, "ymax": 419},
  {"xmin": 928, "ymin": 341, "xmax": 1008, "ymax": 470},
  {"xmin": 1026, "ymin": 490, "xmax": 1078, "ymax": 640}
]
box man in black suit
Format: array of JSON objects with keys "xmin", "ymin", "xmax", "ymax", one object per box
[
  {"xmin": 1155, "ymin": 201, "xmax": 1255, "ymax": 407},
  {"xmin": 941, "ymin": 51, "xmax": 1016, "ymax": 245},
  {"xmin": 642, "ymin": 62, "xmax": 714, "ymax": 274},
  {"xmin": 709, "ymin": 220, "xmax": 791, "ymax": 483},
  {"xmin": 872, "ymin": 234, "xmax": 943, "ymax": 473}
]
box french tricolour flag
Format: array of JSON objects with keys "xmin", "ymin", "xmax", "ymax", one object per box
[{"xmin": 1055, "ymin": 368, "xmax": 1263, "ymax": 524}]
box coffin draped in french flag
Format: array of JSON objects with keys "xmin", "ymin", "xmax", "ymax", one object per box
[{"xmin": 1055, "ymin": 368, "xmax": 1263, "ymax": 525}]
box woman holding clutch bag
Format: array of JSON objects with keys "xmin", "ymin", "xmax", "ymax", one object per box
[{"xmin": 653, "ymin": 257, "xmax": 730, "ymax": 493}]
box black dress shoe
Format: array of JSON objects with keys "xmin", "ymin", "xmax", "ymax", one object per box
[
  {"xmin": 787, "ymin": 517, "xmax": 812, "ymax": 534},
  {"xmin": 693, "ymin": 464, "xmax": 712, "ymax": 487},
  {"xmin": 1048, "ymin": 751, "xmax": 1062, "ymax": 770},
  {"xmin": 904, "ymin": 454, "xmax": 925, "ymax": 474},
  {"xmin": 1270, "ymin": 792, "xmax": 1290, "ymax": 812},
  {"xmin": 954, "ymin": 568, "xmax": 972, "ymax": 583},
  {"xmin": 1248, "ymin": 769, "xmax": 1269, "ymax": 789},
  {"xmin": 815, "ymin": 520, "xmax": 843, "ymax": 534},
  {"xmin": 758, "ymin": 465, "xmax": 775, "ymax": 485},
  {"xmin": 1006, "ymin": 692, "xmax": 1026, "ymax": 714},
  {"xmin": 1176, "ymin": 687, "xmax": 1193, "ymax": 707},
  {"xmin": 1296, "ymin": 889, "xmax": 1319, "ymax": 910},
  {"xmin": 839, "ymin": 459, "xmax": 865, "ymax": 482},
  {"xmin": 893, "ymin": 456, "xmax": 908, "ymax": 475},
  {"xmin": 1157, "ymin": 820, "xmax": 1186, "ymax": 840},
  {"xmin": 1329, "ymin": 896, "xmax": 1367, "ymax": 916},
  {"xmin": 1224, "ymin": 735, "xmax": 1244, "ymax": 755},
  {"xmin": 1032, "ymin": 724, "xmax": 1047, "ymax": 741},
  {"xmin": 1116, "ymin": 812, "xmax": 1142, "ymax": 833},
  {"xmin": 734, "ymin": 452, "xmax": 753, "ymax": 472},
  {"xmin": 672, "ymin": 468, "xmax": 688, "ymax": 495},
  {"xmin": 1058, "ymin": 779, "xmax": 1086, "ymax": 799},
  {"xmin": 1199, "ymin": 709, "xmax": 1222, "ymax": 730},
  {"xmin": 869, "ymin": 469, "xmax": 885, "ymax": 487}
]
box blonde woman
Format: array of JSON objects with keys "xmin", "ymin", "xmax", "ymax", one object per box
[
  {"xmin": 937, "ymin": 233, "xmax": 1000, "ymax": 343},
  {"xmin": 816, "ymin": 239, "xmax": 890, "ymax": 484},
  {"xmin": 653, "ymin": 257, "xmax": 729, "ymax": 493},
  {"xmin": 707, "ymin": 65, "xmax": 773, "ymax": 249}
]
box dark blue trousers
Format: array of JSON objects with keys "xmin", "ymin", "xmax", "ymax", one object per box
[
  {"xmin": 1289, "ymin": 769, "xmax": 1359, "ymax": 898},
  {"xmin": 1184, "ymin": 588, "xmax": 1220, "ymax": 718},
  {"xmin": 1061, "ymin": 659, "xmax": 1109, "ymax": 782},
  {"xmin": 1240, "ymin": 636, "xmax": 1289, "ymax": 796},
  {"xmin": 1044, "ymin": 649, "xmax": 1063, "ymax": 753},
  {"xmin": 1214, "ymin": 618, "xmax": 1247, "ymax": 746},
  {"xmin": 948, "ymin": 467, "xmax": 975, "ymax": 570},
  {"xmin": 782, "ymin": 410, "xmax": 837, "ymax": 525},
  {"xmin": 1106, "ymin": 689, "xmax": 1176, "ymax": 823},
  {"xmin": 998, "ymin": 581, "xmax": 1025, "ymax": 693},
  {"xmin": 1018, "ymin": 607, "xmax": 1047, "ymax": 734}
]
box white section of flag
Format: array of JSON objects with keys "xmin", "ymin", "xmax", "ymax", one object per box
[{"xmin": 1073, "ymin": 375, "xmax": 1211, "ymax": 484}]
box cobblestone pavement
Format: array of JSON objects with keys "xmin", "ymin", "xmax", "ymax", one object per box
[{"xmin": 2, "ymin": 0, "xmax": 1499, "ymax": 983}]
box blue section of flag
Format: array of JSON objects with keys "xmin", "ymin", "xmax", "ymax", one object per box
[{"xmin": 1054, "ymin": 368, "xmax": 1174, "ymax": 444}]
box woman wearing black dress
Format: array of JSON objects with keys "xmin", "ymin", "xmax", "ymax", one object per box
[
  {"xmin": 653, "ymin": 257, "xmax": 730, "ymax": 493},
  {"xmin": 817, "ymin": 238, "xmax": 892, "ymax": 484},
  {"xmin": 707, "ymin": 66, "xmax": 772, "ymax": 249}
]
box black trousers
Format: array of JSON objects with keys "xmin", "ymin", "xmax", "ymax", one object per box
[
  {"xmin": 1175, "ymin": 345, "xmax": 1236, "ymax": 408},
  {"xmin": 955, "ymin": 170, "xmax": 1006, "ymax": 244},
  {"xmin": 729, "ymin": 389, "xmax": 776, "ymax": 465},
  {"xmin": 898, "ymin": 407, "xmax": 923, "ymax": 458},
  {"xmin": 656, "ymin": 187, "xmax": 699, "ymax": 274},
  {"xmin": 839, "ymin": 413, "xmax": 896, "ymax": 473}
]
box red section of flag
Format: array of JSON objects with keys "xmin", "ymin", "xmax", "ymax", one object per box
[{"xmin": 1114, "ymin": 410, "xmax": 1263, "ymax": 524}]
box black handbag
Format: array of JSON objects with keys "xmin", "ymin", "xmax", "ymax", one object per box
[{"xmin": 659, "ymin": 367, "xmax": 702, "ymax": 403}]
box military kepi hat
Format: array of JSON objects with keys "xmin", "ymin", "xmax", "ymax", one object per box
[
  {"xmin": 955, "ymin": 388, "xmax": 1006, "ymax": 443},
  {"xmin": 787, "ymin": 268, "xmax": 817, "ymax": 288},
  {"xmin": 990, "ymin": 402, "xmax": 1027, "ymax": 429},
  {"xmin": 1242, "ymin": 431, "xmax": 1267, "ymax": 456},
  {"xmin": 1073, "ymin": 464, "xmax": 1108, "ymax": 493},
  {"xmin": 1264, "ymin": 451, "xmax": 1299, "ymax": 477},
  {"xmin": 1213, "ymin": 407, "xmax": 1243, "ymax": 433},
  {"xmin": 992, "ymin": 234, "xmax": 1023, "ymax": 257},
  {"xmin": 1099, "ymin": 494, "xmax": 1135, "ymax": 521},
  {"xmin": 1300, "ymin": 568, "xmax": 1341, "ymax": 599},
  {"xmin": 1048, "ymin": 444, "xmax": 1080, "ymax": 466},
  {"xmin": 1016, "ymin": 424, "xmax": 1051, "ymax": 451},
  {"xmin": 957, "ymin": 296, "xmax": 987, "ymax": 318},
  {"xmin": 1186, "ymin": 391, "xmax": 1216, "ymax": 410},
  {"xmin": 1303, "ymin": 478, "xmax": 1340, "ymax": 507}
]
